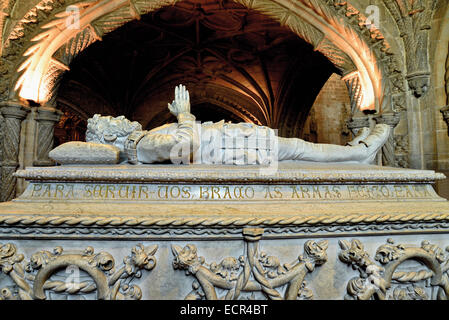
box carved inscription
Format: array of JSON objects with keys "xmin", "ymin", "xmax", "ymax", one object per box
[{"xmin": 21, "ymin": 183, "xmax": 437, "ymax": 202}]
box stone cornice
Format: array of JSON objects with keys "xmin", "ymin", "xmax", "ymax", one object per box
[{"xmin": 14, "ymin": 164, "xmax": 446, "ymax": 184}]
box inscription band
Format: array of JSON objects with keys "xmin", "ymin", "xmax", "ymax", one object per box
[{"xmin": 18, "ymin": 183, "xmax": 439, "ymax": 202}]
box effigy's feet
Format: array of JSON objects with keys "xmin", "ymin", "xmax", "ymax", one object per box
[
  {"xmin": 346, "ymin": 127, "xmax": 370, "ymax": 146},
  {"xmin": 359, "ymin": 124, "xmax": 390, "ymax": 164}
]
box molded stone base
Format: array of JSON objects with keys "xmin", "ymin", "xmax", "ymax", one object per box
[{"xmin": 0, "ymin": 163, "xmax": 448, "ymax": 300}]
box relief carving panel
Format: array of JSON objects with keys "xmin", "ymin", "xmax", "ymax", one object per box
[
  {"xmin": 339, "ymin": 238, "xmax": 449, "ymax": 300},
  {"xmin": 0, "ymin": 243, "xmax": 157, "ymax": 300},
  {"xmin": 172, "ymin": 228, "xmax": 328, "ymax": 300}
]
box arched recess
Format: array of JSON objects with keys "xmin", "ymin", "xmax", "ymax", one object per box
[
  {"xmin": 133, "ymin": 83, "xmax": 266, "ymax": 130},
  {"xmin": 429, "ymin": 2, "xmax": 449, "ymax": 198},
  {"xmin": 0, "ymin": 0, "xmax": 408, "ymax": 202},
  {"xmin": 2, "ymin": 0, "xmax": 401, "ymax": 115},
  {"xmin": 433, "ymin": 2, "xmax": 449, "ymax": 131},
  {"xmin": 53, "ymin": 5, "xmax": 337, "ymax": 136}
]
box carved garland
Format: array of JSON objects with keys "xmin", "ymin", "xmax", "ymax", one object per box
[
  {"xmin": 0, "ymin": 237, "xmax": 447, "ymax": 300},
  {"xmin": 172, "ymin": 228, "xmax": 328, "ymax": 300},
  {"xmin": 0, "ymin": 211, "xmax": 448, "ymax": 229},
  {"xmin": 0, "ymin": 243, "xmax": 157, "ymax": 300},
  {"xmin": 339, "ymin": 238, "xmax": 449, "ymax": 300}
]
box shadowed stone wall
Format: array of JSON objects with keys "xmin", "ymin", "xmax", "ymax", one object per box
[{"xmin": 303, "ymin": 74, "xmax": 352, "ymax": 146}]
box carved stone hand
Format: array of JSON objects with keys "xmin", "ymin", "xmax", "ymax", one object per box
[{"xmin": 168, "ymin": 84, "xmax": 191, "ymax": 117}]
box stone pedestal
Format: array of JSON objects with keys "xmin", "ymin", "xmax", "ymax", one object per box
[{"xmin": 0, "ymin": 163, "xmax": 448, "ymax": 300}]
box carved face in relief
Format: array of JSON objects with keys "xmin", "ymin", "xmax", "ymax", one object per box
[
  {"xmin": 172, "ymin": 244, "xmax": 204, "ymax": 272},
  {"xmin": 86, "ymin": 114, "xmax": 142, "ymax": 151},
  {"xmin": 304, "ymin": 240, "xmax": 328, "ymax": 266},
  {"xmin": 407, "ymin": 75, "xmax": 429, "ymax": 98}
]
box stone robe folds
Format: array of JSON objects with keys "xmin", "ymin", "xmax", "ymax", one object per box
[{"xmin": 136, "ymin": 113, "xmax": 276, "ymax": 165}]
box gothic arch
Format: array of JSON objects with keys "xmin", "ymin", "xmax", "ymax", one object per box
[
  {"xmin": 431, "ymin": 2, "xmax": 449, "ymax": 170},
  {"xmin": 432, "ymin": 2, "xmax": 449, "ymax": 109},
  {"xmin": 0, "ymin": 0, "xmax": 403, "ymax": 115},
  {"xmin": 135, "ymin": 83, "xmax": 266, "ymax": 129}
]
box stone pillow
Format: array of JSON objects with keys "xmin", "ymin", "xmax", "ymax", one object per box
[{"xmin": 49, "ymin": 141, "xmax": 120, "ymax": 164}]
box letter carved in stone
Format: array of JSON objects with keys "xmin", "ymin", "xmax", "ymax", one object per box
[
  {"xmin": 339, "ymin": 239, "xmax": 449, "ymax": 300},
  {"xmin": 172, "ymin": 228, "xmax": 328, "ymax": 300},
  {"xmin": 0, "ymin": 243, "xmax": 157, "ymax": 300}
]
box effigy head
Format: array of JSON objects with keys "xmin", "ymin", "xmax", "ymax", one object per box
[{"xmin": 86, "ymin": 114, "xmax": 142, "ymax": 149}]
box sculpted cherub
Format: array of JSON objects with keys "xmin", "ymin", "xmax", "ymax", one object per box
[{"xmin": 81, "ymin": 84, "xmax": 389, "ymax": 165}]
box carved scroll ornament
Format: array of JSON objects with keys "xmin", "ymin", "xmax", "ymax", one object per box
[
  {"xmin": 339, "ymin": 238, "xmax": 449, "ymax": 300},
  {"xmin": 0, "ymin": 243, "xmax": 157, "ymax": 300},
  {"xmin": 382, "ymin": 0, "xmax": 438, "ymax": 98},
  {"xmin": 172, "ymin": 228, "xmax": 328, "ymax": 300}
]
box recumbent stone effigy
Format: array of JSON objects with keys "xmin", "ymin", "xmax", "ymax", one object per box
[{"xmin": 0, "ymin": 85, "xmax": 448, "ymax": 300}]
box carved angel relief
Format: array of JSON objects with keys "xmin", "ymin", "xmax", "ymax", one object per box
[
  {"xmin": 172, "ymin": 228, "xmax": 328, "ymax": 300},
  {"xmin": 0, "ymin": 243, "xmax": 157, "ymax": 300},
  {"xmin": 339, "ymin": 238, "xmax": 449, "ymax": 300}
]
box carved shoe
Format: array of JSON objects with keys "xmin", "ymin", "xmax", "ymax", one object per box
[{"xmin": 359, "ymin": 124, "xmax": 390, "ymax": 164}]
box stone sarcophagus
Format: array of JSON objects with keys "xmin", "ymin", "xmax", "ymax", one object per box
[{"xmin": 0, "ymin": 162, "xmax": 448, "ymax": 300}]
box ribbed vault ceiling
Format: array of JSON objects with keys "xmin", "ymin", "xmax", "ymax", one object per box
[{"xmin": 56, "ymin": 0, "xmax": 337, "ymax": 138}]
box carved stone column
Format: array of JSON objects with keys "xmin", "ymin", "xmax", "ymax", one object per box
[
  {"xmin": 33, "ymin": 105, "xmax": 63, "ymax": 166},
  {"xmin": 375, "ymin": 112, "xmax": 401, "ymax": 167},
  {"xmin": 0, "ymin": 101, "xmax": 29, "ymax": 201},
  {"xmin": 342, "ymin": 72, "xmax": 363, "ymax": 115},
  {"xmin": 382, "ymin": 0, "xmax": 437, "ymax": 98},
  {"xmin": 440, "ymin": 106, "xmax": 449, "ymax": 136},
  {"xmin": 0, "ymin": 113, "xmax": 4, "ymax": 193}
]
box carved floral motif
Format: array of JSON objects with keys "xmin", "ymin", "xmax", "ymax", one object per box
[
  {"xmin": 339, "ymin": 238, "xmax": 449, "ymax": 300},
  {"xmin": 0, "ymin": 243, "xmax": 157, "ymax": 300},
  {"xmin": 172, "ymin": 228, "xmax": 328, "ymax": 300},
  {"xmin": 382, "ymin": 0, "xmax": 438, "ymax": 98}
]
